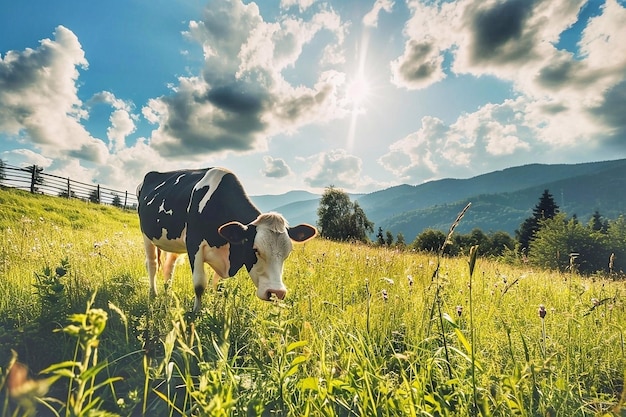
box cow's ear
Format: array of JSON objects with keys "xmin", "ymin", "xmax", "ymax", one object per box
[
  {"xmin": 288, "ymin": 224, "xmax": 317, "ymax": 242},
  {"xmin": 219, "ymin": 221, "xmax": 251, "ymax": 245}
]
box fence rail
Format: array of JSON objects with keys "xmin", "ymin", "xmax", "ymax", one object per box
[{"xmin": 0, "ymin": 162, "xmax": 138, "ymax": 210}]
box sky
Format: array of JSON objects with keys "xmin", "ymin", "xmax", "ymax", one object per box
[{"xmin": 1, "ymin": 0, "xmax": 625, "ymax": 196}]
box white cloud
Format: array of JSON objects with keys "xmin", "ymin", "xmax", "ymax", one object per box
[
  {"xmin": 363, "ymin": 0, "xmax": 394, "ymax": 27},
  {"xmin": 304, "ymin": 148, "xmax": 383, "ymax": 191},
  {"xmin": 146, "ymin": 0, "xmax": 351, "ymax": 160},
  {"xmin": 1, "ymin": 149, "xmax": 53, "ymax": 168},
  {"xmin": 107, "ymin": 109, "xmax": 136, "ymax": 152},
  {"xmin": 280, "ymin": 0, "xmax": 315, "ymax": 12},
  {"xmin": 0, "ymin": 26, "xmax": 109, "ymax": 162},
  {"xmin": 378, "ymin": 116, "xmax": 443, "ymax": 180},
  {"xmin": 385, "ymin": 0, "xmax": 626, "ymax": 174},
  {"xmin": 262, "ymin": 156, "xmax": 292, "ymax": 178}
]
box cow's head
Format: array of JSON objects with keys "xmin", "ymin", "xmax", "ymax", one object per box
[{"xmin": 218, "ymin": 212, "xmax": 317, "ymax": 300}]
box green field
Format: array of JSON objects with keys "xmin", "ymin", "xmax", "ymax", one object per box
[{"xmin": 0, "ymin": 187, "xmax": 625, "ymax": 416}]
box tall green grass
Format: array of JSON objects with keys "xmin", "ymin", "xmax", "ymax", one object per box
[{"xmin": 0, "ymin": 187, "xmax": 625, "ymax": 416}]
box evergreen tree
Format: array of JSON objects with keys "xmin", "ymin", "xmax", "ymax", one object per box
[
  {"xmin": 516, "ymin": 189, "xmax": 559, "ymax": 251},
  {"xmin": 88, "ymin": 188, "xmax": 100, "ymax": 203},
  {"xmin": 395, "ymin": 232, "xmax": 406, "ymax": 249},
  {"xmin": 589, "ymin": 210, "xmax": 608, "ymax": 233},
  {"xmin": 533, "ymin": 189, "xmax": 559, "ymax": 219},
  {"xmin": 385, "ymin": 230, "xmax": 394, "ymax": 246},
  {"xmin": 112, "ymin": 193, "xmax": 123, "ymax": 207},
  {"xmin": 376, "ymin": 227, "xmax": 385, "ymax": 245}
]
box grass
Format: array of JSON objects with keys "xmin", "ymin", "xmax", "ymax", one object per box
[{"xmin": 0, "ymin": 186, "xmax": 625, "ymax": 416}]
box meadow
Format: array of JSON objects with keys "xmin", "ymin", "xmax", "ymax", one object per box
[{"xmin": 0, "ymin": 187, "xmax": 625, "ymax": 416}]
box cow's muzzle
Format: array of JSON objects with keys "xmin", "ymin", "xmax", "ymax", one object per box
[{"xmin": 264, "ymin": 289, "xmax": 286, "ymax": 301}]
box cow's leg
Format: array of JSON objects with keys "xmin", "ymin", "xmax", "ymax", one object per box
[
  {"xmin": 212, "ymin": 271, "xmax": 221, "ymax": 291},
  {"xmin": 162, "ymin": 252, "xmax": 180, "ymax": 289},
  {"xmin": 191, "ymin": 250, "xmax": 208, "ymax": 312},
  {"xmin": 143, "ymin": 235, "xmax": 159, "ymax": 297}
]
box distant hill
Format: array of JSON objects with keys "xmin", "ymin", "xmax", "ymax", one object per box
[
  {"xmin": 249, "ymin": 159, "xmax": 626, "ymax": 240},
  {"xmin": 250, "ymin": 190, "xmax": 318, "ymax": 213}
]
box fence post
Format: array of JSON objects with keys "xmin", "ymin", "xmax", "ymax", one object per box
[
  {"xmin": 66, "ymin": 178, "xmax": 71, "ymax": 199},
  {"xmin": 97, "ymin": 184, "xmax": 101, "ymax": 203},
  {"xmin": 124, "ymin": 191, "xmax": 128, "ymax": 209},
  {"xmin": 30, "ymin": 165, "xmax": 38, "ymax": 194}
]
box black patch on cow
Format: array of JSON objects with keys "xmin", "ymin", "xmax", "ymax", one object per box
[
  {"xmin": 137, "ymin": 168, "xmax": 260, "ymax": 278},
  {"xmin": 195, "ymin": 284, "xmax": 205, "ymax": 298},
  {"xmin": 137, "ymin": 169, "xmax": 208, "ymax": 241},
  {"xmin": 233, "ymin": 225, "xmax": 258, "ymax": 274}
]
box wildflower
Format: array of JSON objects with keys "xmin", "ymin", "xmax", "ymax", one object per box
[
  {"xmin": 538, "ymin": 304, "xmax": 547, "ymax": 318},
  {"xmin": 382, "ymin": 289, "xmax": 388, "ymax": 301},
  {"xmin": 456, "ymin": 305, "xmax": 463, "ymax": 317},
  {"xmin": 407, "ymin": 275, "xmax": 414, "ymax": 287},
  {"xmin": 591, "ymin": 298, "xmax": 600, "ymax": 307},
  {"xmin": 382, "ymin": 277, "xmax": 394, "ymax": 285}
]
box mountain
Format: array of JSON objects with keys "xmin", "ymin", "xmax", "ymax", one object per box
[
  {"xmin": 250, "ymin": 190, "xmax": 318, "ymax": 213},
  {"xmin": 248, "ymin": 158, "xmax": 626, "ymax": 240}
]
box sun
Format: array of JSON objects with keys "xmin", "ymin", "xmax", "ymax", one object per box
[{"xmin": 346, "ymin": 73, "xmax": 371, "ymax": 109}]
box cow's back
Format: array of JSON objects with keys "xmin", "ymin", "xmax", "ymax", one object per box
[
  {"xmin": 137, "ymin": 169, "xmax": 209, "ymax": 242},
  {"xmin": 137, "ymin": 167, "xmax": 260, "ymax": 265}
]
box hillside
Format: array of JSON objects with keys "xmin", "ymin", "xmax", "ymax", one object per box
[{"xmin": 254, "ymin": 158, "xmax": 626, "ymax": 239}]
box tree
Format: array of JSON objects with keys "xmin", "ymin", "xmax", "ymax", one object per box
[
  {"xmin": 59, "ymin": 190, "xmax": 77, "ymax": 199},
  {"xmin": 530, "ymin": 214, "xmax": 606, "ymax": 273},
  {"xmin": 376, "ymin": 227, "xmax": 385, "ymax": 246},
  {"xmin": 348, "ymin": 201, "xmax": 374, "ymax": 242},
  {"xmin": 317, "ymin": 186, "xmax": 373, "ymax": 242},
  {"xmin": 486, "ymin": 231, "xmax": 516, "ymax": 257},
  {"xmin": 455, "ymin": 228, "xmax": 489, "ymax": 255},
  {"xmin": 412, "ymin": 229, "xmax": 448, "ymax": 253},
  {"xmin": 606, "ymin": 216, "xmax": 626, "ymax": 274},
  {"xmin": 112, "ymin": 193, "xmax": 123, "ymax": 208},
  {"xmin": 516, "ymin": 189, "xmax": 559, "ymax": 251},
  {"xmin": 534, "ymin": 189, "xmax": 559, "ymax": 219},
  {"xmin": 385, "ymin": 230, "xmax": 394, "ymax": 246},
  {"xmin": 395, "ymin": 232, "xmax": 406, "ymax": 249},
  {"xmin": 589, "ymin": 210, "xmax": 609, "ymax": 233},
  {"xmin": 88, "ymin": 188, "xmax": 100, "ymax": 203}
]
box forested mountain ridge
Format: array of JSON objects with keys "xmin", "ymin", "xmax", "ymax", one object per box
[{"xmin": 250, "ymin": 158, "xmax": 626, "ymax": 240}]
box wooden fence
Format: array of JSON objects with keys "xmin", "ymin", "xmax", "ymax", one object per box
[{"xmin": 0, "ymin": 162, "xmax": 138, "ymax": 210}]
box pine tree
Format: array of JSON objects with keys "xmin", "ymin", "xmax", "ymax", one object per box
[
  {"xmin": 533, "ymin": 189, "xmax": 559, "ymax": 219},
  {"xmin": 516, "ymin": 189, "xmax": 559, "ymax": 251},
  {"xmin": 589, "ymin": 210, "xmax": 608, "ymax": 233},
  {"xmin": 385, "ymin": 230, "xmax": 394, "ymax": 246},
  {"xmin": 376, "ymin": 227, "xmax": 385, "ymax": 245}
]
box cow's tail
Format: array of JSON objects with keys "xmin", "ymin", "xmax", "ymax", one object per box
[{"xmin": 156, "ymin": 247, "xmax": 163, "ymax": 272}]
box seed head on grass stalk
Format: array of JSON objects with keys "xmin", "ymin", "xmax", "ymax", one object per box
[
  {"xmin": 432, "ymin": 202, "xmax": 472, "ymax": 281},
  {"xmin": 539, "ymin": 304, "xmax": 547, "ymax": 360},
  {"xmin": 426, "ymin": 202, "xmax": 471, "ymax": 383}
]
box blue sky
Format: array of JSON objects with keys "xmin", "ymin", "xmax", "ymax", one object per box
[{"xmin": 1, "ymin": 0, "xmax": 625, "ymax": 196}]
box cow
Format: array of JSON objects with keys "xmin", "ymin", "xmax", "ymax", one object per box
[{"xmin": 136, "ymin": 167, "xmax": 317, "ymax": 312}]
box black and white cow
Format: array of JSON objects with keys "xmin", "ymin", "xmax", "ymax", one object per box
[{"xmin": 136, "ymin": 167, "xmax": 317, "ymax": 311}]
